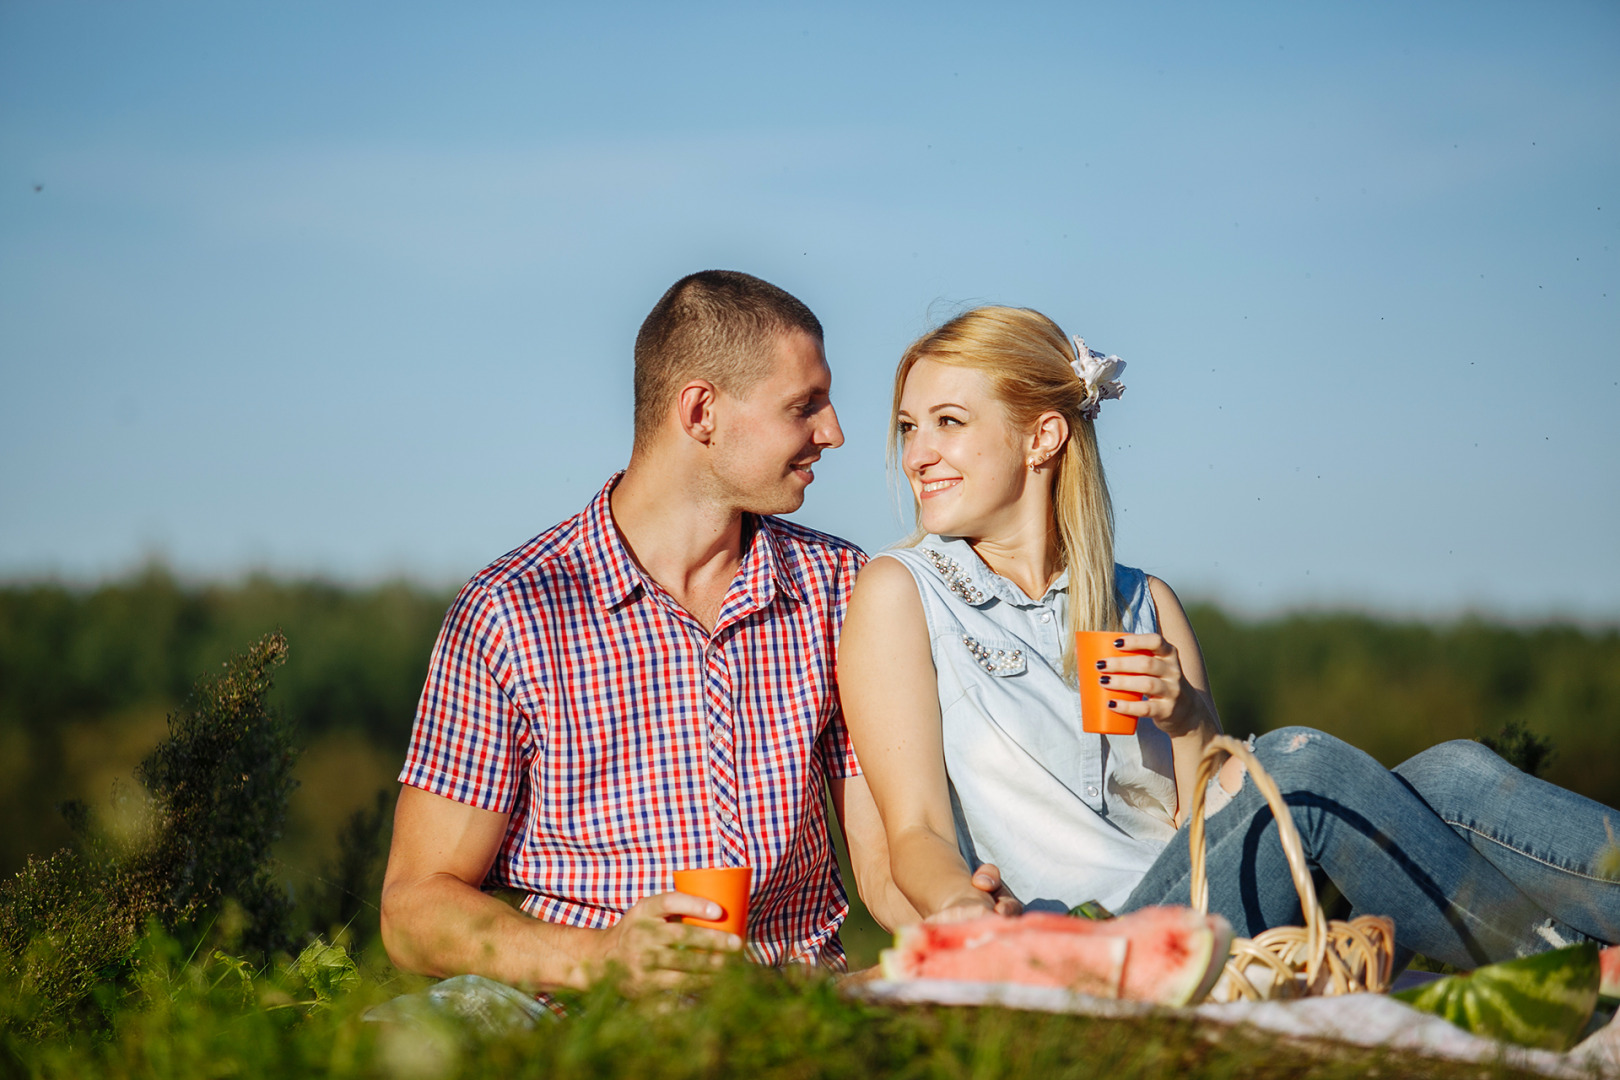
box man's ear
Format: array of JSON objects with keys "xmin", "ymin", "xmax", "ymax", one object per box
[{"xmin": 675, "ymin": 380, "xmax": 720, "ymax": 445}]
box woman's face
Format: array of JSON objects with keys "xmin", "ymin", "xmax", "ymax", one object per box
[{"xmin": 897, "ymin": 357, "xmax": 1034, "ymax": 539}]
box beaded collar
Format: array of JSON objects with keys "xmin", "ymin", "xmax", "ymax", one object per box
[{"xmin": 921, "ymin": 548, "xmax": 989, "ymax": 606}]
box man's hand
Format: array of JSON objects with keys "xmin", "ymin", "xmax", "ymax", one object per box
[
  {"xmin": 586, "ymin": 892, "xmax": 744, "ymax": 991},
  {"xmin": 385, "ymin": 785, "xmax": 749, "ymax": 994}
]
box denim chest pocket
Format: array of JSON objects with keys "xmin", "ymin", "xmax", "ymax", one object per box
[{"xmin": 956, "ymin": 633, "xmax": 1028, "ymax": 677}]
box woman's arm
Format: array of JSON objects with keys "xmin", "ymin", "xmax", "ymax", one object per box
[
  {"xmin": 1105, "ymin": 577, "xmax": 1223, "ymax": 828},
  {"xmin": 827, "ymin": 773, "xmax": 923, "ymax": 931},
  {"xmin": 838, "ymin": 557, "xmax": 996, "ymax": 921}
]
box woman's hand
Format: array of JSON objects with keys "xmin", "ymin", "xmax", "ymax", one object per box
[
  {"xmin": 971, "ymin": 864, "xmax": 1024, "ymax": 917},
  {"xmin": 1129, "ymin": 577, "xmax": 1225, "ymax": 828},
  {"xmin": 924, "ymin": 898, "xmax": 996, "ymax": 923},
  {"xmin": 920, "ymin": 864, "xmax": 1023, "ymax": 923},
  {"xmin": 1095, "ymin": 631, "xmax": 1210, "ymax": 739}
]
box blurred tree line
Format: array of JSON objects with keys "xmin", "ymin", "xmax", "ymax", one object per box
[
  {"xmin": 2, "ymin": 566, "xmax": 1617, "ymax": 960},
  {"xmin": 0, "ymin": 565, "xmax": 453, "ymax": 939}
]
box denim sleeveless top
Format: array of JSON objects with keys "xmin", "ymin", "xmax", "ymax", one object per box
[{"xmin": 875, "ymin": 535, "xmax": 1177, "ymax": 912}]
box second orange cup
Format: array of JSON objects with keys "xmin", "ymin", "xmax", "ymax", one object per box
[
  {"xmin": 1074, "ymin": 631, "xmax": 1155, "ymax": 736},
  {"xmin": 673, "ymin": 865, "xmax": 752, "ymax": 938}
]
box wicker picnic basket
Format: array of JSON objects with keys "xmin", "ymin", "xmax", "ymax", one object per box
[{"xmin": 1187, "ymin": 734, "xmax": 1397, "ymax": 1002}]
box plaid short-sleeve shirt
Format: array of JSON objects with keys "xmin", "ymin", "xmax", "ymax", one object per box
[{"xmin": 400, "ymin": 474, "xmax": 866, "ymax": 969}]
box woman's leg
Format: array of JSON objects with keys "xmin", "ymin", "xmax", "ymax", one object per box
[
  {"xmin": 1120, "ymin": 727, "xmax": 1609, "ymax": 969},
  {"xmin": 1393, "ymin": 739, "xmax": 1620, "ymax": 944}
]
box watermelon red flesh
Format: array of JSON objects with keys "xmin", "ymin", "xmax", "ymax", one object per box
[
  {"xmin": 893, "ymin": 911, "xmax": 1085, "ymax": 952},
  {"xmin": 1601, "ymin": 944, "xmax": 1620, "ymax": 1000},
  {"xmin": 1107, "ymin": 906, "xmax": 1225, "ymax": 1006},
  {"xmin": 884, "ymin": 928, "xmax": 1128, "ymax": 996},
  {"xmin": 879, "ymin": 906, "xmax": 1232, "ymax": 1006}
]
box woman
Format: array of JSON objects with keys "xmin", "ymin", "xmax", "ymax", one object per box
[{"xmin": 838, "ymin": 306, "xmax": 1619, "ymax": 969}]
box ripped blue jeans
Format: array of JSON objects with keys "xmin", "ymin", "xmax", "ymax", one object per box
[{"xmin": 1121, "ymin": 727, "xmax": 1620, "ymax": 969}]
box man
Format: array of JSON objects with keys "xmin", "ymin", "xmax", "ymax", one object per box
[{"xmin": 381, "ymin": 270, "xmax": 1008, "ymax": 994}]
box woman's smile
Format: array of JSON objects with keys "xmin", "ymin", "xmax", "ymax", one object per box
[{"xmin": 898, "ymin": 358, "xmax": 1031, "ymax": 536}]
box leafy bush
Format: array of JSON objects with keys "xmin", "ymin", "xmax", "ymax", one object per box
[
  {"xmin": 132, "ymin": 631, "xmax": 299, "ymax": 956},
  {"xmin": 0, "ymin": 633, "xmax": 297, "ymax": 1037}
]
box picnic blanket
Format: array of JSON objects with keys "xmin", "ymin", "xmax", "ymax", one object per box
[{"xmin": 851, "ymin": 979, "xmax": 1620, "ymax": 1078}]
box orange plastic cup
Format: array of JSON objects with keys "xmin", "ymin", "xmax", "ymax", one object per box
[
  {"xmin": 1075, "ymin": 631, "xmax": 1154, "ymax": 736},
  {"xmin": 673, "ymin": 866, "xmax": 752, "ymax": 937}
]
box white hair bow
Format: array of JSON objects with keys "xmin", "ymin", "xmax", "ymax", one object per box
[{"xmin": 1069, "ymin": 336, "xmax": 1127, "ymax": 421}]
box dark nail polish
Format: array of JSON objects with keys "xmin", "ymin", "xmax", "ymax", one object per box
[
  {"xmin": 1095, "ymin": 660, "xmax": 1106, "ymax": 670},
  {"xmin": 1113, "ymin": 638, "xmax": 1125, "ymax": 648},
  {"xmin": 1099, "ymin": 675, "xmax": 1111, "ymax": 685},
  {"xmin": 1107, "ymin": 700, "xmax": 1118, "ymax": 709}
]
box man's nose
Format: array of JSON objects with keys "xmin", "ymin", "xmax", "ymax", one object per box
[{"xmin": 818, "ymin": 403, "xmax": 845, "ymax": 450}]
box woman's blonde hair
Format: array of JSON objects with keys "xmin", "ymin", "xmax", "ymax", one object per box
[{"xmin": 890, "ymin": 307, "xmax": 1120, "ymax": 673}]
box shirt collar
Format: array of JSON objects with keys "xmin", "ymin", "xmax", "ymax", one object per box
[
  {"xmin": 745, "ymin": 515, "xmax": 807, "ymax": 607},
  {"xmin": 924, "ymin": 534, "xmax": 1068, "ymax": 608},
  {"xmin": 579, "ymin": 473, "xmax": 804, "ymax": 613},
  {"xmin": 580, "ymin": 473, "xmax": 644, "ymax": 609}
]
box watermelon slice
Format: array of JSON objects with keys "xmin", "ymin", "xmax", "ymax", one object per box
[
  {"xmin": 1601, "ymin": 944, "xmax": 1620, "ymax": 1002},
  {"xmin": 879, "ymin": 907, "xmax": 1233, "ymax": 1006},
  {"xmin": 1393, "ymin": 943, "xmax": 1600, "ymax": 1052},
  {"xmin": 880, "ymin": 918, "xmax": 1128, "ymax": 997}
]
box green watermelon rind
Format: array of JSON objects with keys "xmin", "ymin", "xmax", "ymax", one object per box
[
  {"xmin": 1186, "ymin": 915, "xmax": 1234, "ymax": 1006},
  {"xmin": 1392, "ymin": 943, "xmax": 1599, "ymax": 1052}
]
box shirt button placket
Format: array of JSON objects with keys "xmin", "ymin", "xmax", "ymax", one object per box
[
  {"xmin": 703, "ymin": 641, "xmax": 748, "ymax": 864},
  {"xmin": 1039, "ymin": 607, "xmax": 1059, "ymax": 654},
  {"xmin": 1080, "ymin": 699, "xmax": 1105, "ymax": 813}
]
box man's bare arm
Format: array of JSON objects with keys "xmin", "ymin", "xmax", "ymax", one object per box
[
  {"xmin": 380, "ymin": 784, "xmax": 740, "ymax": 992},
  {"xmin": 827, "ymin": 774, "xmax": 921, "ymax": 932}
]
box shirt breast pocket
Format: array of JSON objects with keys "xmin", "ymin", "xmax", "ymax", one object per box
[{"xmin": 955, "ymin": 633, "xmax": 1028, "ymax": 678}]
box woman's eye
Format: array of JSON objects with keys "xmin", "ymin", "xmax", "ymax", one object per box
[
  {"xmin": 897, "ymin": 421, "xmax": 915, "ymax": 435},
  {"xmin": 939, "ymin": 415, "xmax": 962, "ymax": 427}
]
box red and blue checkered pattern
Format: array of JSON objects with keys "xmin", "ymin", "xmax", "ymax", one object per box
[{"xmin": 400, "ymin": 474, "xmax": 865, "ymax": 969}]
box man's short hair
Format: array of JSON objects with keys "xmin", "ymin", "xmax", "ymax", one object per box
[{"xmin": 633, "ymin": 270, "xmax": 824, "ymax": 446}]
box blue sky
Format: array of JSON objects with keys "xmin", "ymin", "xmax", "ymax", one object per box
[{"xmin": 2, "ymin": 1, "xmax": 1616, "ymax": 619}]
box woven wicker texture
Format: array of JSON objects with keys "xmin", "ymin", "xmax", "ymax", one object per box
[{"xmin": 1188, "ymin": 735, "xmax": 1396, "ymax": 1002}]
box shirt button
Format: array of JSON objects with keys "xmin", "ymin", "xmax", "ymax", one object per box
[
  {"xmin": 1087, "ymin": 785, "xmax": 1099, "ymax": 798},
  {"xmin": 1041, "ymin": 612, "xmax": 1052, "ymax": 623}
]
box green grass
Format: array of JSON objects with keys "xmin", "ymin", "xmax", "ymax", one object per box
[{"xmin": 2, "ymin": 938, "xmax": 1557, "ymax": 1080}]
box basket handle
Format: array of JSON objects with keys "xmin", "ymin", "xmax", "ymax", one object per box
[{"xmin": 1187, "ymin": 734, "xmax": 1328, "ymax": 976}]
